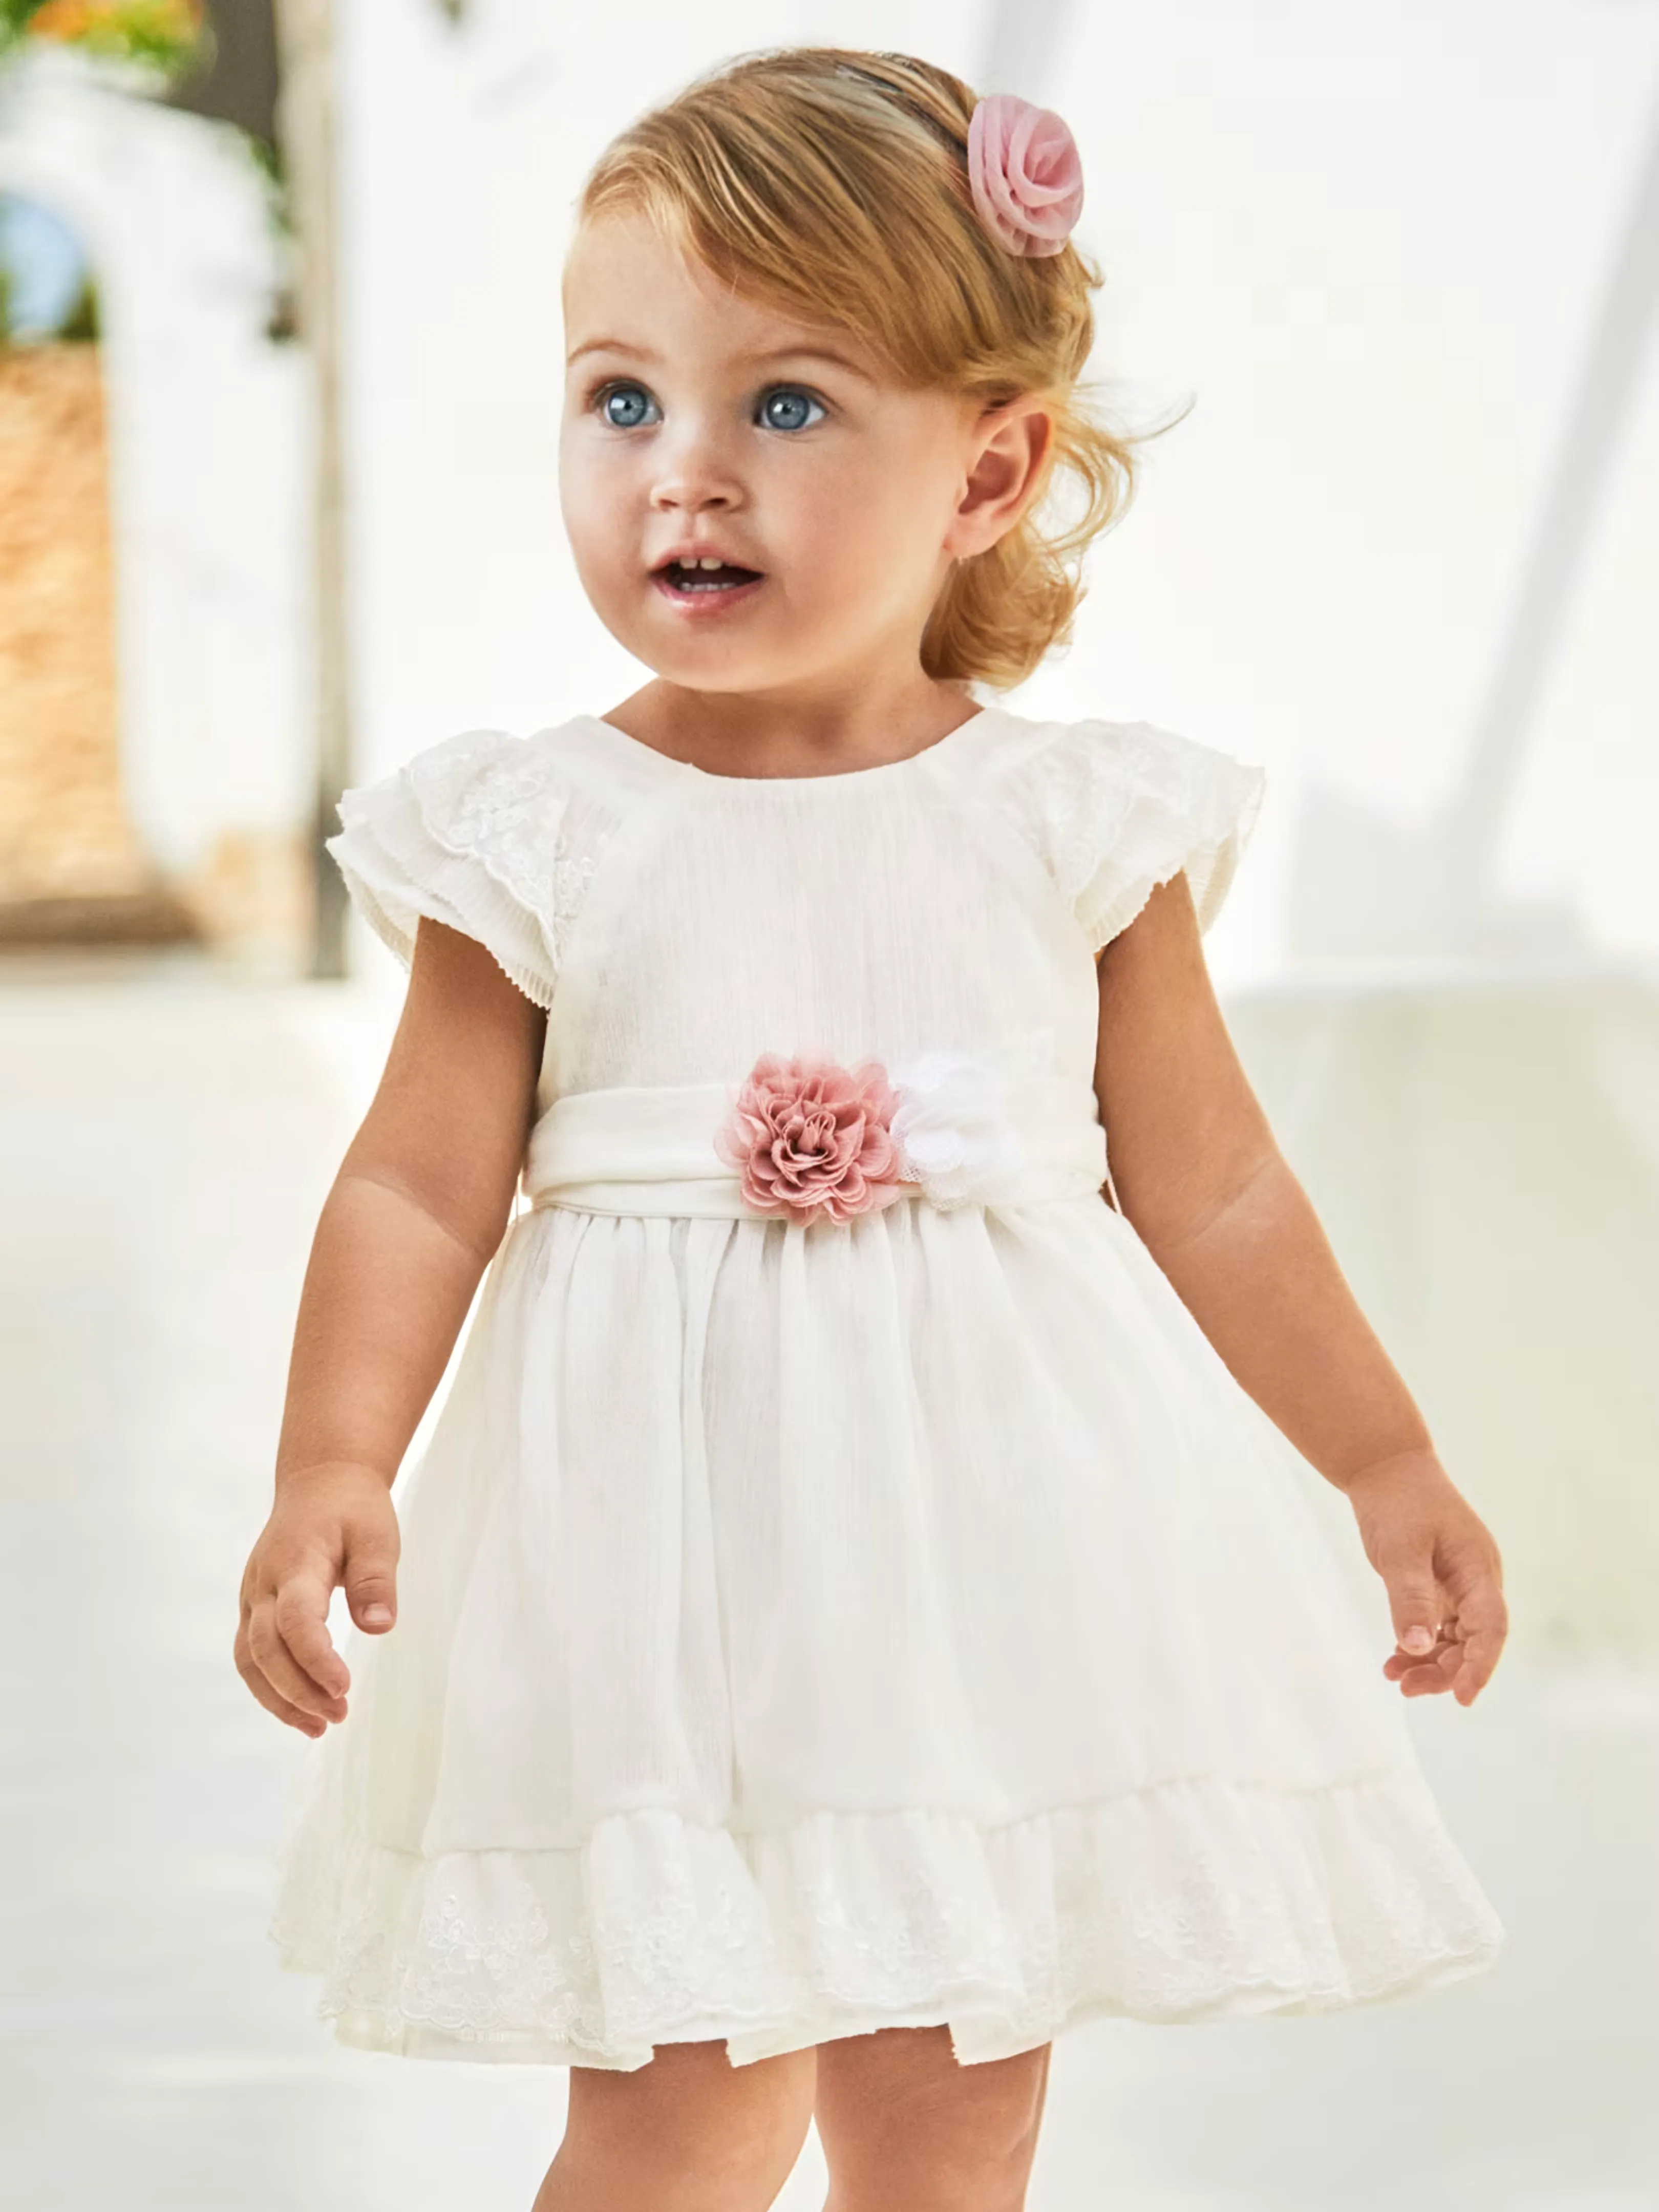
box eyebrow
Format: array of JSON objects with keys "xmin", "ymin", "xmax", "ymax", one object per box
[
  {"xmin": 566, "ymin": 337, "xmax": 664, "ymax": 366},
  {"xmin": 751, "ymin": 346, "xmax": 876, "ymax": 384},
  {"xmin": 565, "ymin": 337, "xmax": 875, "ymax": 384}
]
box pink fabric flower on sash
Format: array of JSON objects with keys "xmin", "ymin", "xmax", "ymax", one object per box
[
  {"xmin": 714, "ymin": 1053, "xmax": 906, "ymax": 1226},
  {"xmin": 966, "ymin": 94, "xmax": 1085, "ymax": 258},
  {"xmin": 717, "ymin": 1050, "xmax": 1030, "ymax": 1224}
]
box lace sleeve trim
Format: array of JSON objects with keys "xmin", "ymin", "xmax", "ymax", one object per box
[
  {"xmin": 324, "ymin": 729, "xmax": 595, "ymax": 1009},
  {"xmin": 1016, "ymin": 719, "xmax": 1265, "ymax": 953}
]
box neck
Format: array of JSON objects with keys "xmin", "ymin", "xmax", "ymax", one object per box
[{"xmin": 605, "ymin": 657, "xmax": 981, "ymax": 779}]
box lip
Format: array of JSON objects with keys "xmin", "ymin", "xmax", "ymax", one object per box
[{"xmin": 649, "ymin": 551, "xmax": 768, "ymax": 619}]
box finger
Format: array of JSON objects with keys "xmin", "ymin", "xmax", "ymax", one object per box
[
  {"xmin": 343, "ymin": 1530, "xmax": 400, "ymax": 1634},
  {"xmin": 1450, "ymin": 1623, "xmax": 1506, "ymax": 1704},
  {"xmin": 1382, "ymin": 1613, "xmax": 1460, "ymax": 1664},
  {"xmin": 247, "ymin": 1611, "xmax": 345, "ymax": 1722},
  {"xmin": 273, "ymin": 1573, "xmax": 352, "ymax": 1701},
  {"xmin": 249, "ymin": 1599, "xmax": 348, "ymax": 1722},
  {"xmin": 1378, "ymin": 1552, "xmax": 1444, "ymax": 1657},
  {"xmin": 235, "ymin": 1642, "xmax": 330, "ymax": 1735},
  {"xmin": 1454, "ymin": 1562, "xmax": 1504, "ymax": 1629},
  {"xmin": 1439, "ymin": 1565, "xmax": 1507, "ymax": 1703},
  {"xmin": 1382, "ymin": 1651, "xmax": 1445, "ymax": 1681},
  {"xmin": 1382, "ymin": 1631, "xmax": 1460, "ymax": 1688}
]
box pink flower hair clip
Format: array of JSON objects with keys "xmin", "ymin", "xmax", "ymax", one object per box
[{"xmin": 966, "ymin": 93, "xmax": 1085, "ymax": 259}]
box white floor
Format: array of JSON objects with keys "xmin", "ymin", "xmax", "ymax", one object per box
[{"xmin": 3, "ymin": 950, "xmax": 1656, "ymax": 2211}]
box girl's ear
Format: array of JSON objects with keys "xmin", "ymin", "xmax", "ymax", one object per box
[{"xmin": 944, "ymin": 399, "xmax": 1056, "ymax": 560}]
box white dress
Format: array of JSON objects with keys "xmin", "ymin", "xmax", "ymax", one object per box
[{"xmin": 267, "ymin": 704, "xmax": 1506, "ymax": 2070}]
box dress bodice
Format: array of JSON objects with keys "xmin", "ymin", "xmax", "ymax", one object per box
[
  {"xmin": 328, "ymin": 705, "xmax": 1263, "ymax": 1125},
  {"xmin": 327, "ymin": 706, "xmax": 1262, "ymax": 1219}
]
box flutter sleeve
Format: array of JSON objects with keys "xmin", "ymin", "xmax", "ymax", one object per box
[
  {"xmin": 1010, "ymin": 717, "xmax": 1266, "ymax": 953},
  {"xmin": 324, "ymin": 727, "xmax": 571, "ymax": 1008}
]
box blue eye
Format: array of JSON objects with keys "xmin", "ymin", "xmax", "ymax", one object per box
[
  {"xmin": 600, "ymin": 383, "xmax": 658, "ymax": 429},
  {"xmin": 758, "ymin": 387, "xmax": 824, "ymax": 433}
]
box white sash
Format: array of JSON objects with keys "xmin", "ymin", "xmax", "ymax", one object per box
[{"xmin": 522, "ymin": 1076, "xmax": 1110, "ymax": 1219}]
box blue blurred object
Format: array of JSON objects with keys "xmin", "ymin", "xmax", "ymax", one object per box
[{"xmin": 0, "ymin": 190, "xmax": 89, "ymax": 337}]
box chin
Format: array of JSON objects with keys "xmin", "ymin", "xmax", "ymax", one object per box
[{"xmin": 625, "ymin": 630, "xmax": 799, "ymax": 696}]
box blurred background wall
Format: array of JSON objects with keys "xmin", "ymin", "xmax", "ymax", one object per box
[
  {"xmin": 5, "ymin": 0, "xmax": 1655, "ymax": 973},
  {"xmin": 3, "ymin": 4, "xmax": 1657, "ymax": 2208},
  {"xmin": 0, "ymin": 25, "xmax": 308, "ymax": 951}
]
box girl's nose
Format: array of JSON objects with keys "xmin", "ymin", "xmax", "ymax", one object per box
[{"xmin": 648, "ymin": 423, "xmax": 743, "ymax": 514}]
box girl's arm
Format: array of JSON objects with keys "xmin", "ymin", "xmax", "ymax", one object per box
[
  {"xmin": 236, "ymin": 917, "xmax": 546, "ymax": 1735},
  {"xmin": 1093, "ymin": 874, "xmax": 1507, "ymax": 1707}
]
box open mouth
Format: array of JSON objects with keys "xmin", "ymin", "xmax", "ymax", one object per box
[{"xmin": 653, "ymin": 556, "xmax": 765, "ymax": 595}]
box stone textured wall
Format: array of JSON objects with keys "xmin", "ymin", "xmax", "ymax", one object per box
[
  {"xmin": 0, "ymin": 343, "xmax": 156, "ymax": 905},
  {"xmin": 0, "ymin": 343, "xmax": 311, "ymax": 952}
]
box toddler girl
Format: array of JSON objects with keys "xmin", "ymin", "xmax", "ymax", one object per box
[{"xmin": 241, "ymin": 47, "xmax": 1508, "ymax": 2212}]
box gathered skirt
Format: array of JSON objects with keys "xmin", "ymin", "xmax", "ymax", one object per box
[{"xmin": 267, "ymin": 1191, "xmax": 1506, "ymax": 2068}]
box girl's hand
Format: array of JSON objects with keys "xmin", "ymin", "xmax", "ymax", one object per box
[
  {"xmin": 1342, "ymin": 1449, "xmax": 1507, "ymax": 1707},
  {"xmin": 235, "ymin": 1463, "xmax": 401, "ymax": 1736}
]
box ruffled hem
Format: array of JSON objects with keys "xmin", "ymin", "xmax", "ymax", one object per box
[{"xmin": 268, "ymin": 1770, "xmax": 1507, "ymax": 2071}]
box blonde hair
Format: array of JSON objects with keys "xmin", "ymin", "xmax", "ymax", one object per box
[{"xmin": 577, "ymin": 47, "xmax": 1181, "ymax": 691}]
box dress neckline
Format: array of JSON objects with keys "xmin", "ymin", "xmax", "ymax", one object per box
[{"xmin": 572, "ymin": 704, "xmax": 1018, "ymax": 789}]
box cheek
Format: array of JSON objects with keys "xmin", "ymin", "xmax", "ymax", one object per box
[
  {"xmin": 775, "ymin": 445, "xmax": 947, "ymax": 585},
  {"xmin": 559, "ymin": 437, "xmax": 630, "ymax": 580}
]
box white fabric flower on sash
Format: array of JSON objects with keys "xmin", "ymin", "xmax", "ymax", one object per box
[{"xmin": 888, "ymin": 1050, "xmax": 1026, "ymax": 1210}]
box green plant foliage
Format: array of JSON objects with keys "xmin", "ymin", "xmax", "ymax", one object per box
[
  {"xmin": 0, "ymin": 2, "xmax": 47, "ymax": 58},
  {"xmin": 56, "ymin": 269, "xmax": 99, "ymax": 341},
  {"xmin": 0, "ymin": 0, "xmax": 207, "ymax": 79}
]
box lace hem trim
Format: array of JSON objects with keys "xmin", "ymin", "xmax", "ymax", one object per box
[{"xmin": 267, "ymin": 1771, "xmax": 1506, "ymax": 2070}]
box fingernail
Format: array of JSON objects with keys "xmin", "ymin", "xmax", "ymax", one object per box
[
  {"xmin": 364, "ymin": 1606, "xmax": 392, "ymax": 1627},
  {"xmin": 1402, "ymin": 1626, "xmax": 1434, "ymax": 1654}
]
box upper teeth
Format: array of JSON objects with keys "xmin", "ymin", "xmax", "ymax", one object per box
[{"xmin": 674, "ymin": 556, "xmax": 727, "ymax": 570}]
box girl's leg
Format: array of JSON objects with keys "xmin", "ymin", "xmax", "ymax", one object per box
[
  {"xmin": 533, "ymin": 2038, "xmax": 818, "ymax": 2212},
  {"xmin": 814, "ymin": 2026, "xmax": 1054, "ymax": 2212}
]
